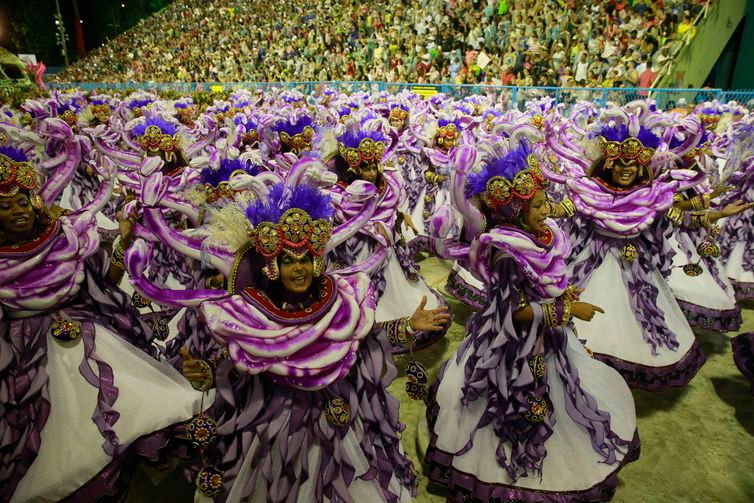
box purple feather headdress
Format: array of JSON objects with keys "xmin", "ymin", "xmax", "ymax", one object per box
[
  {"xmin": 128, "ymin": 97, "xmax": 154, "ymax": 110},
  {"xmin": 245, "ymin": 182, "xmax": 333, "ymax": 226},
  {"xmin": 438, "ymin": 118, "xmax": 463, "ymax": 130},
  {"xmin": 200, "ymin": 158, "xmax": 260, "ymax": 187},
  {"xmin": 243, "ymin": 182, "xmax": 334, "ymax": 279},
  {"xmin": 337, "ymin": 129, "xmax": 388, "ymax": 150},
  {"xmin": 89, "ymin": 97, "xmax": 109, "ymax": 106},
  {"xmin": 466, "ymin": 140, "xmax": 548, "ymax": 219},
  {"xmin": 174, "ymin": 102, "xmax": 192, "ymax": 110},
  {"xmin": 591, "ymin": 124, "xmax": 661, "ymax": 149},
  {"xmin": 466, "ymin": 141, "xmax": 534, "ymax": 198},
  {"xmin": 132, "ymin": 116, "xmax": 179, "ymax": 138},
  {"xmin": 0, "ymin": 145, "xmax": 29, "ymax": 163},
  {"xmin": 272, "ymin": 115, "xmax": 313, "ymax": 136},
  {"xmin": 58, "ymin": 101, "xmax": 81, "ymax": 114}
]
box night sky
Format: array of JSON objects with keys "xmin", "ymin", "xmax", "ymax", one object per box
[{"xmin": 0, "ymin": 0, "xmax": 169, "ymax": 68}]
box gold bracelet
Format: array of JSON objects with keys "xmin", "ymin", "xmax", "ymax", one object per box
[
  {"xmin": 542, "ymin": 302, "xmax": 558, "ymax": 328},
  {"xmin": 559, "ymin": 198, "xmax": 576, "ymax": 218},
  {"xmin": 666, "ymin": 207, "xmax": 683, "ymax": 226},
  {"xmin": 690, "ymin": 196, "xmax": 703, "ymax": 211},
  {"xmin": 702, "ymin": 193, "xmax": 711, "ymax": 209},
  {"xmin": 562, "ymin": 300, "xmax": 572, "ymax": 325}
]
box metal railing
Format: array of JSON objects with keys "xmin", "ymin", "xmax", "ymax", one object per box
[{"xmin": 47, "ymin": 81, "xmax": 753, "ymax": 109}]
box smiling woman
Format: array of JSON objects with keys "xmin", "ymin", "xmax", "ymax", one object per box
[
  {"xmin": 0, "ymin": 191, "xmax": 41, "ymax": 240},
  {"xmin": 0, "ymin": 131, "xmax": 205, "ymax": 503}
]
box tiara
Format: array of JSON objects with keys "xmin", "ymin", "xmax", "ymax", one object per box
[
  {"xmin": 389, "ymin": 107, "xmax": 409, "ymax": 121},
  {"xmin": 435, "ymin": 123, "xmax": 459, "ymax": 148},
  {"xmin": 598, "ymin": 136, "xmax": 656, "ymax": 166},
  {"xmin": 136, "ymin": 125, "xmax": 179, "ymax": 155},
  {"xmin": 279, "ymin": 126, "xmax": 314, "ymax": 154},
  {"xmin": 60, "ymin": 110, "xmax": 78, "ymax": 127},
  {"xmin": 481, "ymin": 155, "xmax": 548, "ymax": 209},
  {"xmin": 251, "ymin": 208, "xmax": 332, "ymax": 280},
  {"xmin": 0, "ymin": 153, "xmax": 40, "ymax": 197},
  {"xmin": 338, "ymin": 136, "xmax": 386, "ymax": 171}
]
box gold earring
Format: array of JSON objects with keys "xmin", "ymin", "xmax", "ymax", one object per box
[{"xmin": 262, "ymin": 261, "xmax": 279, "ymax": 281}]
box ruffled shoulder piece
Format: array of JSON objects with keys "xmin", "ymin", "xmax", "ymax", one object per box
[
  {"xmin": 0, "ymin": 220, "xmax": 60, "ymax": 258},
  {"xmin": 471, "ymin": 219, "xmax": 570, "ymax": 298},
  {"xmin": 566, "ymin": 168, "xmax": 701, "ymax": 235},
  {"xmin": 200, "ymin": 271, "xmax": 376, "ymax": 390},
  {"xmin": 242, "ymin": 275, "xmax": 337, "ymax": 325}
]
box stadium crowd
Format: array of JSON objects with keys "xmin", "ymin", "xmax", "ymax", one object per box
[{"xmin": 55, "ymin": 0, "xmax": 710, "ymax": 86}]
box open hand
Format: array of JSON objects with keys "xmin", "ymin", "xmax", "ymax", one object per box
[
  {"xmin": 721, "ymin": 199, "xmax": 754, "ymax": 217},
  {"xmin": 409, "ymin": 296, "xmax": 452, "ymax": 332}
]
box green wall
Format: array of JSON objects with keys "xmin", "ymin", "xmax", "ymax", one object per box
[
  {"xmin": 731, "ymin": 0, "xmax": 754, "ymax": 88},
  {"xmin": 658, "ymin": 0, "xmax": 747, "ymax": 88}
]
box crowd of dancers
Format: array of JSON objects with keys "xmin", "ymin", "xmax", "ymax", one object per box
[{"xmin": 1, "ymin": 86, "xmax": 753, "ymax": 502}]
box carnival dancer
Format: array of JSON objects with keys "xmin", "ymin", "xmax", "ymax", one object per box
[
  {"xmin": 719, "ymin": 118, "xmax": 754, "ymax": 301},
  {"xmin": 546, "ymin": 101, "xmax": 711, "ymax": 390},
  {"xmin": 322, "ymin": 122, "xmax": 452, "ymax": 351},
  {"xmin": 424, "ymin": 137, "xmax": 639, "ymax": 502},
  {"xmin": 664, "ymin": 126, "xmax": 745, "ymax": 331},
  {"xmin": 124, "ymin": 157, "xmax": 450, "ymax": 502},
  {"xmin": 0, "ymin": 122, "xmax": 205, "ymax": 502}
]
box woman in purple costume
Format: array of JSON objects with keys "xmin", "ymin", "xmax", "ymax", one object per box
[
  {"xmin": 424, "ymin": 138, "xmax": 638, "ymax": 502},
  {"xmin": 0, "ymin": 123, "xmax": 205, "ymax": 502},
  {"xmin": 546, "ymin": 102, "xmax": 712, "ymax": 390},
  {"xmin": 124, "ymin": 157, "xmax": 449, "ymax": 502}
]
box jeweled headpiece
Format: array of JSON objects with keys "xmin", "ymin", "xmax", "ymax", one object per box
[
  {"xmin": 234, "ymin": 116, "xmax": 260, "ymax": 148},
  {"xmin": 698, "ymin": 108, "xmax": 721, "ymax": 129},
  {"xmin": 90, "ymin": 97, "xmax": 111, "ymax": 122},
  {"xmin": 594, "ymin": 124, "xmax": 660, "ymax": 167},
  {"xmin": 244, "ymin": 182, "xmax": 334, "ymax": 280},
  {"xmin": 174, "ymin": 102, "xmax": 195, "ymax": 124},
  {"xmin": 127, "ymin": 97, "xmax": 154, "ymax": 117},
  {"xmin": 132, "ymin": 117, "xmax": 180, "ymax": 161},
  {"xmin": 336, "ymin": 130, "xmax": 388, "ymax": 175},
  {"xmin": 273, "ymin": 116, "xmax": 314, "ymax": 154},
  {"xmin": 200, "ymin": 158, "xmax": 260, "ymax": 204},
  {"xmin": 435, "ymin": 118, "xmax": 461, "ymax": 149},
  {"xmin": 58, "ymin": 102, "xmax": 80, "ymax": 128},
  {"xmin": 389, "ymin": 105, "xmax": 409, "ymax": 122},
  {"xmin": 0, "ymin": 146, "xmax": 40, "ymax": 198},
  {"xmin": 466, "ymin": 140, "xmax": 549, "ymax": 218}
]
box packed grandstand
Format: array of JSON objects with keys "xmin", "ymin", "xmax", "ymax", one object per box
[{"xmin": 52, "ymin": 0, "xmax": 710, "ymax": 87}]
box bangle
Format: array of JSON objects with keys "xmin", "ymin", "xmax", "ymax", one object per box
[
  {"xmin": 690, "ymin": 196, "xmax": 703, "ymax": 211},
  {"xmin": 562, "ymin": 300, "xmax": 572, "ymax": 325},
  {"xmin": 383, "ymin": 316, "xmax": 415, "ymax": 347},
  {"xmin": 559, "ymin": 197, "xmax": 576, "ymax": 217},
  {"xmin": 424, "ymin": 171, "xmax": 437, "ymax": 183},
  {"xmin": 666, "ymin": 206, "xmax": 683, "ymax": 226},
  {"xmin": 110, "ymin": 242, "xmax": 125, "ymax": 268},
  {"xmin": 702, "ymin": 193, "xmax": 711, "ymax": 209},
  {"xmin": 542, "ymin": 302, "xmax": 558, "ymax": 328}
]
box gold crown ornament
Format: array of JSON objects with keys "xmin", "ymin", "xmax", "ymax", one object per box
[
  {"xmin": 481, "ymin": 155, "xmax": 549, "ymax": 210},
  {"xmin": 136, "ymin": 125, "xmax": 180, "ymax": 162},
  {"xmin": 599, "ymin": 136, "xmax": 656, "ymax": 167},
  {"xmin": 0, "ymin": 154, "xmax": 41, "ymax": 198},
  {"xmin": 279, "ymin": 126, "xmax": 314, "ymax": 154},
  {"xmin": 250, "ymin": 208, "xmax": 332, "ymax": 281},
  {"xmin": 337, "ymin": 137, "xmax": 387, "ymax": 173},
  {"xmin": 435, "ymin": 123, "xmax": 459, "ymax": 149}
]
